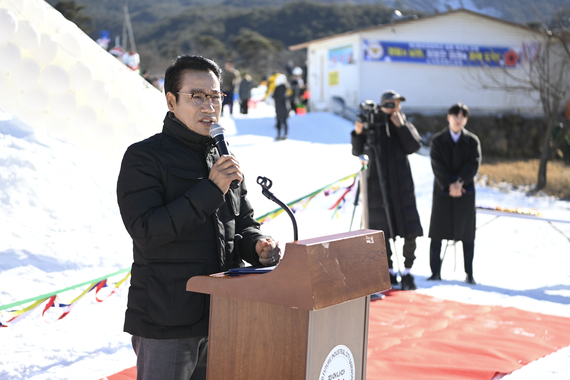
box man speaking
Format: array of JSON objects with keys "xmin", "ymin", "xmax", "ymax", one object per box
[{"xmin": 116, "ymin": 55, "xmax": 280, "ymax": 380}]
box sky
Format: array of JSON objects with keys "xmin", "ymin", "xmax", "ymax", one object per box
[{"xmin": 1, "ymin": 99, "xmax": 570, "ymax": 379}]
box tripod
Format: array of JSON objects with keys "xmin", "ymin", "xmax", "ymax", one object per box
[{"xmin": 351, "ymin": 112, "xmax": 403, "ymax": 279}]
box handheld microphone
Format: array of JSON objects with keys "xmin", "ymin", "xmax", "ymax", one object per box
[{"xmin": 209, "ymin": 124, "xmax": 240, "ymax": 190}]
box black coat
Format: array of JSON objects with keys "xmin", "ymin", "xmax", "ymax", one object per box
[
  {"xmin": 351, "ymin": 111, "xmax": 423, "ymax": 239},
  {"xmin": 238, "ymin": 78, "xmax": 255, "ymax": 101},
  {"xmin": 116, "ymin": 112, "xmax": 267, "ymax": 339},
  {"xmin": 428, "ymin": 127, "xmax": 481, "ymax": 242},
  {"xmin": 273, "ymin": 83, "xmax": 290, "ymax": 120}
]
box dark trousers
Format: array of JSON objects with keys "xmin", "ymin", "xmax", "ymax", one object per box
[
  {"xmin": 385, "ymin": 237, "xmax": 416, "ymax": 269},
  {"xmin": 239, "ymin": 99, "xmax": 249, "ymax": 114},
  {"xmin": 132, "ymin": 335, "xmax": 208, "ymax": 380},
  {"xmin": 430, "ymin": 239, "xmax": 474, "ymax": 276},
  {"xmin": 222, "ymin": 91, "xmax": 234, "ymax": 115},
  {"xmin": 276, "ymin": 118, "xmax": 289, "ymax": 138}
]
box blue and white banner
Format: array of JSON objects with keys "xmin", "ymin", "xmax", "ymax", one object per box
[{"xmin": 364, "ymin": 40, "xmax": 520, "ymax": 68}]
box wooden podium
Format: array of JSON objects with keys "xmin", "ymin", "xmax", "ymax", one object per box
[{"xmin": 186, "ymin": 229, "xmax": 390, "ymax": 379}]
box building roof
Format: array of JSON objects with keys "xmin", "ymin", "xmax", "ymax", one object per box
[{"xmin": 289, "ymin": 8, "xmax": 544, "ymax": 51}]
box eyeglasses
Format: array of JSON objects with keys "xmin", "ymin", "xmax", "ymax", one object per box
[{"xmin": 177, "ymin": 91, "xmax": 226, "ymax": 106}]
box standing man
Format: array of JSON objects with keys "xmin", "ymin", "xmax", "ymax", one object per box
[
  {"xmin": 116, "ymin": 55, "xmax": 281, "ymax": 380},
  {"xmin": 351, "ymin": 90, "xmax": 423, "ymax": 291},
  {"xmin": 238, "ymin": 73, "xmax": 256, "ymax": 115},
  {"xmin": 428, "ymin": 103, "xmax": 481, "ymax": 285},
  {"xmin": 273, "ymin": 73, "xmax": 291, "ymax": 140},
  {"xmin": 289, "ymin": 66, "xmax": 305, "ymax": 114},
  {"xmin": 221, "ymin": 59, "xmax": 239, "ymax": 116}
]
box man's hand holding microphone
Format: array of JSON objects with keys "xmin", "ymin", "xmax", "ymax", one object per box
[{"xmin": 209, "ymin": 124, "xmax": 242, "ymax": 194}]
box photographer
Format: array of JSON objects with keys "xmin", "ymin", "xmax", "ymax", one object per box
[{"xmin": 351, "ymin": 90, "xmax": 423, "ymax": 290}]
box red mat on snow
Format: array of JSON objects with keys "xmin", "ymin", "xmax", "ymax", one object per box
[
  {"xmin": 104, "ymin": 290, "xmax": 570, "ymax": 380},
  {"xmin": 367, "ymin": 290, "xmax": 570, "ymax": 379},
  {"xmin": 103, "ymin": 366, "xmax": 136, "ymax": 380}
]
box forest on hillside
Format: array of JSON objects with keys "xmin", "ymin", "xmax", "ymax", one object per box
[
  {"xmin": 45, "ymin": 1, "xmax": 419, "ymax": 78},
  {"xmin": 46, "ymin": 0, "xmax": 567, "ymax": 80}
]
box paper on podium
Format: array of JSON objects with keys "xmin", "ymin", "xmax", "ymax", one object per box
[{"xmin": 223, "ymin": 265, "xmax": 277, "ymax": 276}]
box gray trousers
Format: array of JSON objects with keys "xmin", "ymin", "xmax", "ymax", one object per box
[{"xmin": 131, "ymin": 335, "xmax": 208, "ymax": 380}]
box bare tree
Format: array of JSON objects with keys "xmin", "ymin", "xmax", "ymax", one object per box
[
  {"xmin": 548, "ymin": 8, "xmax": 570, "ymax": 163},
  {"xmin": 473, "ymin": 12, "xmax": 570, "ymax": 191}
]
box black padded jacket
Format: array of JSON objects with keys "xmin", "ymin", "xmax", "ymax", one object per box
[{"xmin": 117, "ymin": 112, "xmax": 267, "ymax": 339}]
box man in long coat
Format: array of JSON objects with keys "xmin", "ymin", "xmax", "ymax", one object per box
[
  {"xmin": 351, "ymin": 90, "xmax": 423, "ymax": 290},
  {"xmin": 428, "ymin": 103, "xmax": 481, "ymax": 284}
]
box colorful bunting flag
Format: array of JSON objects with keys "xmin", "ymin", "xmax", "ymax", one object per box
[{"xmin": 1, "ymin": 172, "xmax": 359, "ymax": 328}]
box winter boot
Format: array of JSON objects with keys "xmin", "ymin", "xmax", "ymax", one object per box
[
  {"xmin": 401, "ymin": 273, "xmax": 417, "ymax": 290},
  {"xmin": 427, "ymin": 273, "xmax": 442, "ymax": 281}
]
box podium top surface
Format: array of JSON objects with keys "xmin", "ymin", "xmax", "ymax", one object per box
[{"xmin": 186, "ymin": 229, "xmax": 391, "ymax": 311}]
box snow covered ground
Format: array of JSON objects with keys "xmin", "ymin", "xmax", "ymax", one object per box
[{"xmin": 1, "ymin": 100, "xmax": 570, "ymax": 379}]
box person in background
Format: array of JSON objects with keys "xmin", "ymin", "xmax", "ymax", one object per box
[
  {"xmin": 285, "ymin": 60, "xmax": 295, "ymax": 77},
  {"xmin": 273, "ymin": 73, "xmax": 291, "ymax": 140},
  {"xmin": 263, "ymin": 71, "xmax": 279, "ymax": 102},
  {"xmin": 141, "ymin": 70, "xmax": 153, "ymax": 85},
  {"xmin": 116, "ymin": 55, "xmax": 281, "ymax": 380},
  {"xmin": 109, "ymin": 45, "xmax": 125, "ymax": 62},
  {"xmin": 238, "ymin": 73, "xmax": 256, "ymax": 115},
  {"xmin": 351, "ymin": 90, "xmax": 423, "ymax": 291},
  {"xmin": 221, "ymin": 60, "xmax": 239, "ymax": 116},
  {"xmin": 428, "ymin": 103, "xmax": 481, "ymax": 285},
  {"xmin": 289, "ymin": 66, "xmax": 305, "ymax": 114}
]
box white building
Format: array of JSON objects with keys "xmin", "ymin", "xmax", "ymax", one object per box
[{"xmin": 289, "ymin": 9, "xmax": 549, "ymax": 116}]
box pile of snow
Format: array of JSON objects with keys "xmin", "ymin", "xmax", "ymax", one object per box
[{"xmin": 0, "ymin": 0, "xmax": 166, "ymax": 161}]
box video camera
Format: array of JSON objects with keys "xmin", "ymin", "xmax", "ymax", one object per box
[
  {"xmin": 356, "ymin": 100, "xmax": 378, "ymax": 127},
  {"xmin": 356, "ymin": 99, "xmax": 397, "ymax": 127}
]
